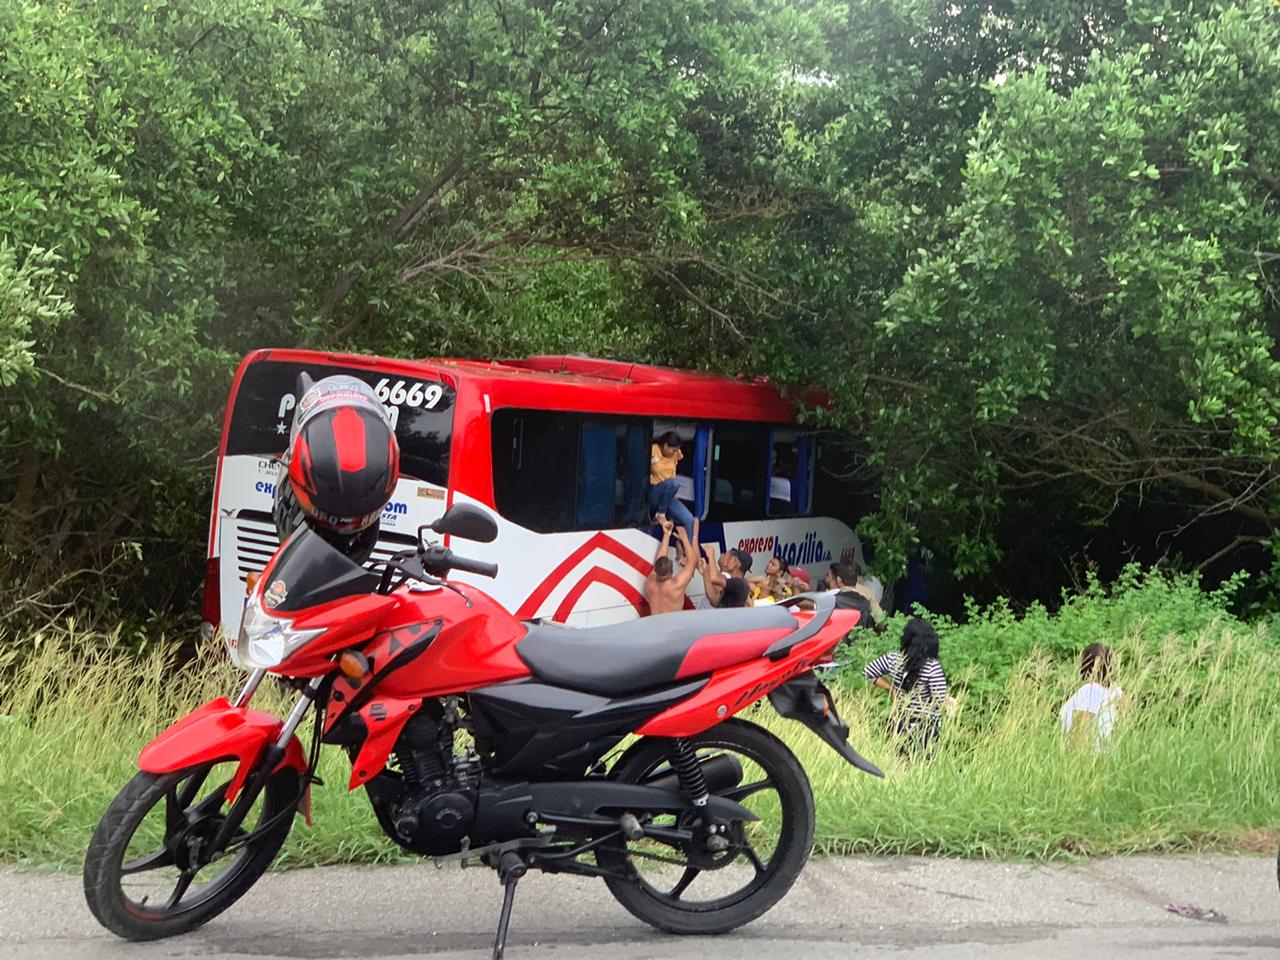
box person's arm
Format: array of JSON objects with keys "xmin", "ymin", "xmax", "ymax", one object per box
[
  {"xmin": 673, "ymin": 527, "xmax": 699, "ymax": 590},
  {"xmin": 928, "ymin": 667, "xmax": 948, "ymax": 703},
  {"xmin": 644, "ymin": 521, "xmax": 673, "ymax": 597},
  {"xmin": 653, "ymin": 519, "xmax": 673, "ymax": 563},
  {"xmin": 863, "ymin": 653, "xmax": 896, "ymax": 696},
  {"xmin": 701, "ymin": 544, "xmax": 726, "ymax": 603}
]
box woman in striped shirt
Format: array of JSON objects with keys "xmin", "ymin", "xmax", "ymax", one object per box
[{"xmin": 863, "ymin": 618, "xmax": 948, "ymax": 757}]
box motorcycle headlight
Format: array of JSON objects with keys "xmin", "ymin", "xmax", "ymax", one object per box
[{"xmin": 236, "ymin": 593, "xmax": 325, "ymax": 670}]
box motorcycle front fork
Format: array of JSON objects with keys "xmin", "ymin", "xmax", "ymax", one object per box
[
  {"xmin": 234, "ymin": 668, "xmax": 319, "ymax": 747},
  {"xmin": 207, "ymin": 670, "xmax": 320, "ymax": 854}
]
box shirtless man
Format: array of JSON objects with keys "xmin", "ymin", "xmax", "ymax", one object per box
[{"xmin": 644, "ymin": 517, "xmax": 699, "ymax": 615}]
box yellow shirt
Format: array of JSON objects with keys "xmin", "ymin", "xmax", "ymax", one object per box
[{"xmin": 650, "ymin": 443, "xmax": 682, "ymax": 484}]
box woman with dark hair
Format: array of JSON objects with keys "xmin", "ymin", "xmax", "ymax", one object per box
[
  {"xmin": 1060, "ymin": 643, "xmax": 1123, "ymax": 750},
  {"xmin": 863, "ymin": 618, "xmax": 948, "ymax": 756},
  {"xmin": 649, "ymin": 430, "xmax": 695, "ymax": 544}
]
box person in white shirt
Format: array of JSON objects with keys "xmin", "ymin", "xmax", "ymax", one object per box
[{"xmin": 1060, "ymin": 643, "xmax": 1123, "ymax": 750}]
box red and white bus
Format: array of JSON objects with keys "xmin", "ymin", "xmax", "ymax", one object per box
[{"xmin": 203, "ymin": 349, "xmax": 865, "ymax": 638}]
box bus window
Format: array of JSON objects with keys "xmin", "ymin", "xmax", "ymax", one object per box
[
  {"xmin": 492, "ymin": 410, "xmax": 578, "ymax": 532},
  {"xmin": 768, "ymin": 429, "xmax": 813, "ymax": 517},
  {"xmin": 577, "ymin": 420, "xmax": 649, "ymax": 528},
  {"xmin": 812, "ymin": 438, "xmax": 856, "ymax": 520},
  {"xmin": 492, "ymin": 410, "xmax": 651, "ymax": 532},
  {"xmin": 708, "ymin": 424, "xmax": 770, "ymax": 522}
]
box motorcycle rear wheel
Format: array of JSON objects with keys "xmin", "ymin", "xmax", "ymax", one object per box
[
  {"xmin": 597, "ymin": 718, "xmax": 814, "ymax": 935},
  {"xmin": 84, "ymin": 761, "xmax": 299, "ymax": 941}
]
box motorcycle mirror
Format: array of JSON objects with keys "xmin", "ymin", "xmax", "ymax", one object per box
[{"xmin": 428, "ymin": 503, "xmax": 498, "ymax": 543}]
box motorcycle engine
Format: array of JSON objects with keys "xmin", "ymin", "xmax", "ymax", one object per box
[{"xmin": 382, "ymin": 707, "xmax": 478, "ymax": 857}]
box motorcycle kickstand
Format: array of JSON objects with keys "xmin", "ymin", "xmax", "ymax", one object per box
[{"xmin": 491, "ymin": 850, "xmax": 527, "ymax": 960}]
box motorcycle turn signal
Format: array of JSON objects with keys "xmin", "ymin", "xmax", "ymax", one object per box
[{"xmin": 338, "ymin": 650, "xmax": 370, "ymax": 680}]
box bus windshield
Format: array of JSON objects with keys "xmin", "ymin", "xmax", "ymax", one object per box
[{"xmin": 225, "ymin": 357, "xmax": 455, "ymax": 485}]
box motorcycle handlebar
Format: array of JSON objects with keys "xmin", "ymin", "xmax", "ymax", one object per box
[
  {"xmin": 420, "ymin": 544, "xmax": 499, "ymax": 579},
  {"xmin": 448, "ymin": 551, "xmax": 499, "ymax": 579}
]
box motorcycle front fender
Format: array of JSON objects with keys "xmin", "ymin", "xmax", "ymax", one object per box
[
  {"xmin": 138, "ymin": 696, "xmax": 311, "ymax": 814},
  {"xmin": 769, "ymin": 672, "xmax": 884, "ymax": 778}
]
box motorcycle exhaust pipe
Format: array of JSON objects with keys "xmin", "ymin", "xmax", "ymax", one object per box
[{"xmin": 645, "ymin": 754, "xmax": 744, "ymax": 797}]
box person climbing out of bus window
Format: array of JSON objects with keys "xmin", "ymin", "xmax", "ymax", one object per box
[
  {"xmin": 749, "ymin": 555, "xmax": 793, "ymax": 603},
  {"xmin": 644, "ymin": 517, "xmax": 699, "ymax": 615},
  {"xmin": 1060, "ymin": 643, "xmax": 1124, "ymax": 752},
  {"xmin": 864, "ymin": 618, "xmax": 948, "ymax": 758},
  {"xmin": 649, "ymin": 430, "xmax": 695, "ymax": 547},
  {"xmin": 826, "ymin": 561, "xmax": 884, "ymax": 621}
]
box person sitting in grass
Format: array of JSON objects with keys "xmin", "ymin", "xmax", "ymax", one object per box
[
  {"xmin": 1060, "ymin": 643, "xmax": 1124, "ymax": 751},
  {"xmin": 863, "ymin": 618, "xmax": 948, "ymax": 757}
]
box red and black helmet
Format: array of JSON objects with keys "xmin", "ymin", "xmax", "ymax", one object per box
[{"xmin": 284, "ymin": 375, "xmax": 399, "ymax": 536}]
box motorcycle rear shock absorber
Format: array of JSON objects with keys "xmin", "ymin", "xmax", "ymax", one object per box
[{"xmin": 670, "ymin": 739, "xmax": 710, "ymax": 807}]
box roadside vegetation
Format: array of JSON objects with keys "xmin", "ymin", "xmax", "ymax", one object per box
[{"xmin": 2, "ymin": 568, "xmax": 1274, "ymax": 869}]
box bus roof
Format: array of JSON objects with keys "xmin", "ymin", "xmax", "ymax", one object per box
[{"xmin": 245, "ymin": 349, "xmax": 807, "ymax": 423}]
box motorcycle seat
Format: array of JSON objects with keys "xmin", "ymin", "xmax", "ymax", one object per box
[{"xmin": 515, "ymin": 605, "xmax": 799, "ymax": 697}]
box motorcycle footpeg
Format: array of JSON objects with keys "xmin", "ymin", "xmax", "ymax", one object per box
[{"xmin": 618, "ymin": 813, "xmax": 644, "ymax": 841}]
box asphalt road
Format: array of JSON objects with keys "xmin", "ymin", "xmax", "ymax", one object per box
[{"xmin": 2, "ymin": 855, "xmax": 1277, "ymax": 959}]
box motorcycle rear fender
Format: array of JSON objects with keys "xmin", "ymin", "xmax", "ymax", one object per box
[
  {"xmin": 137, "ymin": 696, "xmax": 312, "ymax": 820},
  {"xmin": 768, "ymin": 672, "xmax": 883, "ymax": 778},
  {"xmin": 634, "ymin": 632, "xmax": 841, "ymax": 738}
]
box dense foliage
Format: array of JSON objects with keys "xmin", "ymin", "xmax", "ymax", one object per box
[{"xmin": 0, "ymin": 0, "xmax": 1278, "ymax": 623}]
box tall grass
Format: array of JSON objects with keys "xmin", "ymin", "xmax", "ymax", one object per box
[
  {"xmin": 1, "ymin": 569, "xmax": 1277, "ymax": 868},
  {"xmin": 810, "ymin": 622, "xmax": 1280, "ymax": 857}
]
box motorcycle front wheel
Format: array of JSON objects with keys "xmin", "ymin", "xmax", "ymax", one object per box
[
  {"xmin": 597, "ymin": 718, "xmax": 815, "ymax": 935},
  {"xmin": 83, "ymin": 760, "xmax": 299, "ymax": 941}
]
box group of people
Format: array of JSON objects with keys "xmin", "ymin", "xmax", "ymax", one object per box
[
  {"xmin": 643, "ymin": 514, "xmax": 886, "ymax": 621},
  {"xmin": 642, "ymin": 515, "xmax": 756, "ymax": 615},
  {"xmin": 860, "ymin": 626, "xmax": 1123, "ymax": 757},
  {"xmin": 645, "ymin": 431, "xmax": 1124, "ymax": 756}
]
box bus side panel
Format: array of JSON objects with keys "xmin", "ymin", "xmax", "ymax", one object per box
[{"xmin": 438, "ymin": 492, "xmax": 861, "ymax": 628}]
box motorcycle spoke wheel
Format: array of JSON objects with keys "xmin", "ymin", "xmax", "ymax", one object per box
[
  {"xmin": 84, "ymin": 761, "xmax": 299, "ymax": 941},
  {"xmin": 598, "ymin": 718, "xmax": 814, "ymax": 934},
  {"xmin": 113, "ymin": 764, "xmax": 258, "ymax": 914}
]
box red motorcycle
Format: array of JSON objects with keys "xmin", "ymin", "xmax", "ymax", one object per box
[{"xmin": 83, "ymin": 504, "xmax": 880, "ymax": 957}]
